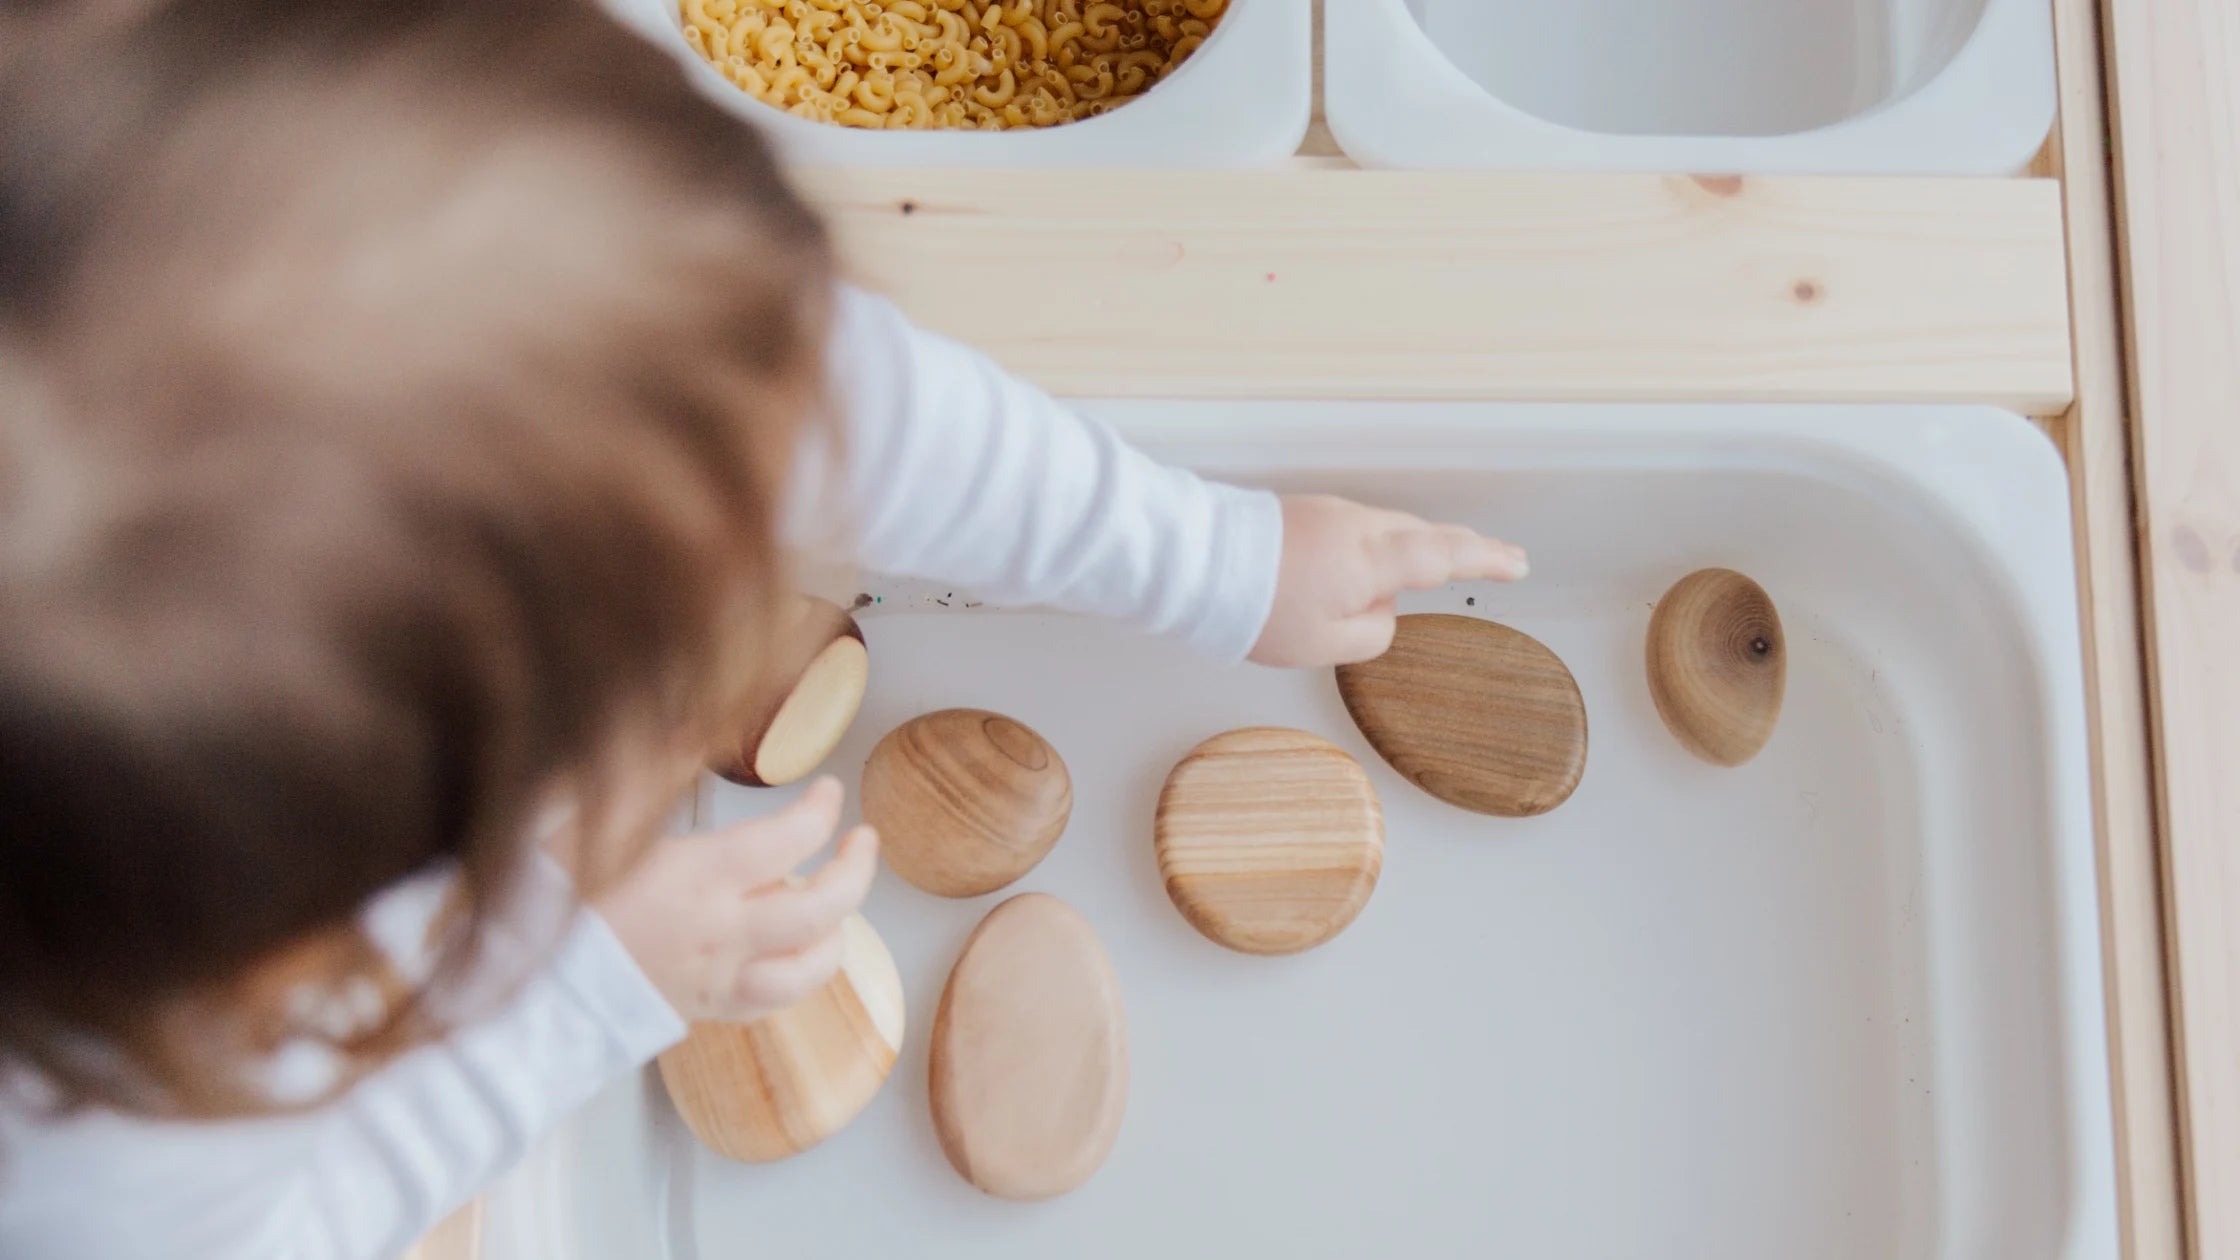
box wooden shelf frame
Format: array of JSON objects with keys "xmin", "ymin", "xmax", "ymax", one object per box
[{"xmin": 804, "ymin": 168, "xmax": 2075, "ymax": 413}]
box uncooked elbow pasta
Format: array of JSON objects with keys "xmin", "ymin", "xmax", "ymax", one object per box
[{"xmin": 679, "ymin": 0, "xmax": 1230, "ymax": 129}]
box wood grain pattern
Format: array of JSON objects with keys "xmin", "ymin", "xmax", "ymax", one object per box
[
  {"xmin": 1646, "ymin": 569, "xmax": 1786, "ymax": 766},
  {"xmin": 1336, "ymin": 614, "xmax": 1588, "ymax": 817},
  {"xmin": 929, "ymin": 893, "xmax": 1127, "ymax": 1201},
  {"xmin": 2107, "ymin": 0, "xmax": 2240, "ymax": 1251},
  {"xmin": 1154, "ymin": 727, "xmax": 1384, "ymax": 956},
  {"xmin": 802, "ymin": 168, "xmax": 2073, "ymax": 411},
  {"xmin": 2045, "ymin": 0, "xmax": 2187, "ymax": 1251},
  {"xmin": 861, "ymin": 708, "xmax": 1072, "ymax": 898},
  {"xmin": 657, "ymin": 915, "xmax": 905, "ymax": 1163}
]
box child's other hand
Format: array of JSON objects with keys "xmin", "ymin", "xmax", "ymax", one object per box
[
  {"xmin": 1249, "ymin": 494, "xmax": 1529, "ymax": 668},
  {"xmin": 595, "ymin": 777, "xmax": 878, "ymax": 1024}
]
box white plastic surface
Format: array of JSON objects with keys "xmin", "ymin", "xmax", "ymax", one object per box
[
  {"xmin": 1324, "ymin": 0, "xmax": 2055, "ymax": 172},
  {"xmin": 482, "ymin": 404, "xmax": 2115, "ymax": 1260},
  {"xmin": 597, "ymin": 0, "xmax": 1311, "ymax": 167}
]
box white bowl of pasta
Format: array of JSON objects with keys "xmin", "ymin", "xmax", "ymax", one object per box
[
  {"xmin": 1323, "ymin": 0, "xmax": 2053, "ymax": 174},
  {"xmin": 601, "ymin": 0, "xmax": 1311, "ymax": 166}
]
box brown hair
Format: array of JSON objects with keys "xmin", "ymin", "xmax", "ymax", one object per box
[{"xmin": 0, "ymin": 0, "xmax": 835, "ymax": 1115}]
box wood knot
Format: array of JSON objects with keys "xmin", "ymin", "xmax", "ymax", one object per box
[
  {"xmin": 899, "ymin": 199, "xmax": 920, "ymax": 216},
  {"xmin": 1792, "ymin": 279, "xmax": 1824, "ymax": 304},
  {"xmin": 1692, "ymin": 174, "xmax": 1744, "ymax": 197}
]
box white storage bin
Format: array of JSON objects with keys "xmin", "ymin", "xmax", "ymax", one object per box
[
  {"xmin": 477, "ymin": 403, "xmax": 2115, "ymax": 1260},
  {"xmin": 600, "ymin": 0, "xmax": 1311, "ymax": 166},
  {"xmin": 1324, "ymin": 0, "xmax": 2054, "ymax": 173}
]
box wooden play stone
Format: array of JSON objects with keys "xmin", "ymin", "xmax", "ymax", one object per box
[
  {"xmin": 1153, "ymin": 727, "xmax": 1384, "ymax": 955},
  {"xmin": 860, "ymin": 708, "xmax": 1072, "ymax": 898},
  {"xmin": 930, "ymin": 893, "xmax": 1127, "ymax": 1201},
  {"xmin": 657, "ymin": 914, "xmax": 904, "ymax": 1163},
  {"xmin": 1335, "ymin": 613, "xmax": 1588, "ymax": 817},
  {"xmin": 711, "ymin": 596, "xmax": 867, "ymax": 788},
  {"xmin": 1646, "ymin": 568, "xmax": 1786, "ymax": 766}
]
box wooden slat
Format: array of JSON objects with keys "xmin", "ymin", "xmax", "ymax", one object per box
[
  {"xmin": 2104, "ymin": 0, "xmax": 2240, "ymax": 1254},
  {"xmin": 2046, "ymin": 1, "xmax": 2186, "ymax": 1254},
  {"xmin": 805, "ymin": 169, "xmax": 2075, "ymax": 411}
]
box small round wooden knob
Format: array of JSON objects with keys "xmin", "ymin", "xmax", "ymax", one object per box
[
  {"xmin": 657, "ymin": 914, "xmax": 904, "ymax": 1163},
  {"xmin": 711, "ymin": 597, "xmax": 867, "ymax": 788},
  {"xmin": 930, "ymin": 893, "xmax": 1127, "ymax": 1201},
  {"xmin": 860, "ymin": 708, "xmax": 1071, "ymax": 898},
  {"xmin": 1154, "ymin": 727, "xmax": 1384, "ymax": 955},
  {"xmin": 1646, "ymin": 568, "xmax": 1785, "ymax": 766},
  {"xmin": 1335, "ymin": 613, "xmax": 1588, "ymax": 817}
]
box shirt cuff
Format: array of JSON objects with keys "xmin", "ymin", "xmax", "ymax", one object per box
[
  {"xmin": 548, "ymin": 908, "xmax": 689, "ymax": 1065},
  {"xmin": 1183, "ymin": 483, "xmax": 1284, "ymax": 664}
]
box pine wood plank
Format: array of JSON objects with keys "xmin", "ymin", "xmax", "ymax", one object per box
[
  {"xmin": 2104, "ymin": 0, "xmax": 2240, "ymax": 1252},
  {"xmin": 804, "ymin": 168, "xmax": 2075, "ymax": 411}
]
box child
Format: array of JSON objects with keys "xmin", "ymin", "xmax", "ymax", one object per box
[{"xmin": 0, "ymin": 1, "xmax": 1526, "ymax": 1255}]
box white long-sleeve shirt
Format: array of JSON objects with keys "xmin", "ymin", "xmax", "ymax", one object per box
[{"xmin": 0, "ymin": 288, "xmax": 1283, "ymax": 1260}]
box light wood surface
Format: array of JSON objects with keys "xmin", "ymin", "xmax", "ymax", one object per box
[
  {"xmin": 1645, "ymin": 569, "xmax": 1786, "ymax": 767},
  {"xmin": 861, "ymin": 708, "xmax": 1073, "ymax": 897},
  {"xmin": 802, "ymin": 168, "xmax": 2075, "ymax": 413},
  {"xmin": 711, "ymin": 597, "xmax": 867, "ymax": 788},
  {"xmin": 2106, "ymin": 0, "xmax": 2240, "ymax": 1252},
  {"xmin": 1336, "ymin": 613, "xmax": 1588, "ymax": 817},
  {"xmin": 2045, "ymin": 0, "xmax": 2187, "ymax": 1253},
  {"xmin": 1154, "ymin": 727, "xmax": 1384, "ymax": 955},
  {"xmin": 656, "ymin": 914, "xmax": 905, "ymax": 1163},
  {"xmin": 929, "ymin": 893, "xmax": 1128, "ymax": 1201}
]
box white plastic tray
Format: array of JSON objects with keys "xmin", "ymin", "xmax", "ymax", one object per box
[
  {"xmin": 1324, "ymin": 0, "xmax": 2055, "ymax": 173},
  {"xmin": 599, "ymin": 0, "xmax": 1311, "ymax": 167},
  {"xmin": 482, "ymin": 403, "xmax": 2114, "ymax": 1260}
]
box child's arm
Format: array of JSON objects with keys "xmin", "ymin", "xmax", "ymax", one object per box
[
  {"xmin": 0, "ymin": 789, "xmax": 870, "ymax": 1260},
  {"xmin": 787, "ymin": 289, "xmax": 1527, "ymax": 668}
]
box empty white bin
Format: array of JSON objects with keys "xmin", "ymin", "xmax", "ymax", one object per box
[
  {"xmin": 600, "ymin": 0, "xmax": 1312, "ymax": 166},
  {"xmin": 1324, "ymin": 0, "xmax": 2055, "ymax": 172}
]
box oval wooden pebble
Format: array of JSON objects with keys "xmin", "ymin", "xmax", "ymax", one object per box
[
  {"xmin": 657, "ymin": 915, "xmax": 904, "ymax": 1163},
  {"xmin": 930, "ymin": 893, "xmax": 1127, "ymax": 1201},
  {"xmin": 1335, "ymin": 613, "xmax": 1588, "ymax": 817},
  {"xmin": 1154, "ymin": 727, "xmax": 1384, "ymax": 955},
  {"xmin": 1646, "ymin": 568, "xmax": 1786, "ymax": 766},
  {"xmin": 860, "ymin": 708, "xmax": 1072, "ymax": 898},
  {"xmin": 711, "ymin": 597, "xmax": 868, "ymax": 788}
]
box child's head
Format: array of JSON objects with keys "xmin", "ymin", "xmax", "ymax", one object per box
[{"xmin": 0, "ymin": 0, "xmax": 834, "ymax": 1113}]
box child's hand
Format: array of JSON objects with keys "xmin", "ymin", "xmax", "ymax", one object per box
[
  {"xmin": 595, "ymin": 777, "xmax": 878, "ymax": 1024},
  {"xmin": 1249, "ymin": 494, "xmax": 1530, "ymax": 668}
]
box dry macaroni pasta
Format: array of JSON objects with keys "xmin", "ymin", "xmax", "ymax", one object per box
[{"xmin": 680, "ymin": 0, "xmax": 1230, "ymax": 129}]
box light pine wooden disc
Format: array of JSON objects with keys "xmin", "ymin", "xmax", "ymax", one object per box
[
  {"xmin": 1334, "ymin": 613, "xmax": 1588, "ymax": 817},
  {"xmin": 1646, "ymin": 568, "xmax": 1786, "ymax": 766},
  {"xmin": 930, "ymin": 894, "xmax": 1127, "ymax": 1201},
  {"xmin": 711, "ymin": 597, "xmax": 868, "ymax": 788},
  {"xmin": 860, "ymin": 708, "xmax": 1072, "ymax": 898},
  {"xmin": 1153, "ymin": 727, "xmax": 1384, "ymax": 955},
  {"xmin": 657, "ymin": 915, "xmax": 904, "ymax": 1163}
]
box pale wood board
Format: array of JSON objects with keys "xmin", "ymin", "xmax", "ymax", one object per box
[
  {"xmin": 2105, "ymin": 0, "xmax": 2240, "ymax": 1253},
  {"xmin": 2045, "ymin": 0, "xmax": 2187, "ymax": 1254},
  {"xmin": 802, "ymin": 168, "xmax": 2075, "ymax": 412}
]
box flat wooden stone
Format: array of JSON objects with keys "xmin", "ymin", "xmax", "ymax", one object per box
[
  {"xmin": 930, "ymin": 893, "xmax": 1127, "ymax": 1201},
  {"xmin": 1646, "ymin": 568, "xmax": 1786, "ymax": 766},
  {"xmin": 1335, "ymin": 613, "xmax": 1588, "ymax": 817},
  {"xmin": 711, "ymin": 597, "xmax": 867, "ymax": 788},
  {"xmin": 657, "ymin": 915, "xmax": 904, "ymax": 1163},
  {"xmin": 861, "ymin": 708, "xmax": 1072, "ymax": 898},
  {"xmin": 1154, "ymin": 727, "xmax": 1384, "ymax": 955}
]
